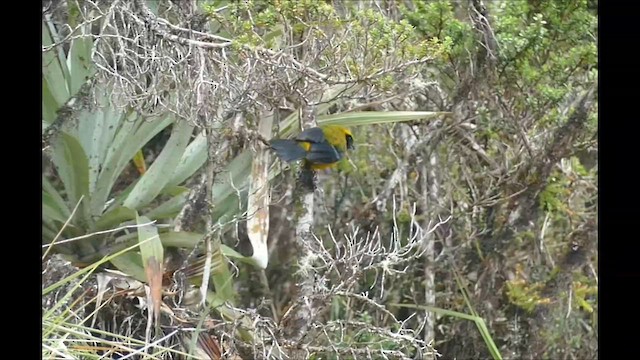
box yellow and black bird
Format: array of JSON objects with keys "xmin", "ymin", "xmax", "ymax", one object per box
[{"xmin": 270, "ymin": 125, "xmax": 354, "ymax": 189}]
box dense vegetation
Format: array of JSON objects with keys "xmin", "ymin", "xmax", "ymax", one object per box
[{"xmin": 42, "ymin": 0, "xmax": 597, "ymax": 359}]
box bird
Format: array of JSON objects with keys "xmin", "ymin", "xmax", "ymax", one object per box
[{"xmin": 269, "ymin": 125, "xmax": 354, "ymax": 189}]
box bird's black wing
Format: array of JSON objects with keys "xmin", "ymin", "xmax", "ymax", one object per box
[
  {"xmin": 305, "ymin": 142, "xmax": 343, "ymax": 164},
  {"xmin": 295, "ymin": 127, "xmax": 326, "ymax": 144},
  {"xmin": 270, "ymin": 139, "xmax": 308, "ymax": 162}
]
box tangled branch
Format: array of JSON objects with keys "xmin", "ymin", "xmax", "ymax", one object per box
[{"xmin": 45, "ymin": 0, "xmax": 436, "ymax": 125}]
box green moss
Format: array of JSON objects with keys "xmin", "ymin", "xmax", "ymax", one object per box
[{"xmin": 397, "ymin": 208, "xmax": 412, "ymax": 225}]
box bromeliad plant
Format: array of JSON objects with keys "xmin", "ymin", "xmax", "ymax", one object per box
[{"xmin": 42, "ymin": 17, "xmax": 240, "ymax": 308}]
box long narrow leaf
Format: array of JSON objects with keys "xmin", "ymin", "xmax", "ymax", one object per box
[
  {"xmin": 43, "ymin": 176, "xmax": 71, "ymax": 218},
  {"xmin": 137, "ymin": 215, "xmax": 163, "ymax": 268},
  {"xmin": 211, "ymin": 190, "xmax": 246, "ymax": 227},
  {"xmin": 389, "ymin": 303, "xmax": 503, "ymax": 360},
  {"xmin": 209, "ymin": 241, "xmax": 236, "ymax": 303},
  {"xmin": 66, "ymin": 31, "xmax": 94, "ymax": 95},
  {"xmin": 110, "ymin": 251, "xmax": 147, "ymax": 283},
  {"xmin": 51, "ymin": 133, "xmax": 90, "ymax": 225},
  {"xmin": 94, "ymin": 113, "xmax": 173, "ymax": 213},
  {"xmin": 159, "ymin": 232, "xmax": 245, "ymax": 260},
  {"xmin": 43, "ymin": 192, "xmax": 70, "ymax": 225},
  {"xmin": 87, "ymin": 97, "xmax": 125, "ymax": 201},
  {"xmin": 95, "ymin": 98, "xmax": 123, "ymax": 167},
  {"xmin": 42, "ymin": 80, "xmax": 59, "ymax": 124},
  {"xmin": 75, "ymin": 108, "xmax": 104, "ymax": 197},
  {"xmin": 92, "ymin": 111, "xmax": 138, "ymax": 213},
  {"xmin": 318, "ymin": 110, "xmax": 449, "ymax": 127},
  {"xmin": 42, "ymin": 22, "xmax": 69, "ymax": 106},
  {"xmin": 211, "ymin": 151, "xmax": 252, "ymax": 209},
  {"xmin": 124, "ymin": 120, "xmax": 194, "ymax": 210},
  {"xmin": 144, "ymin": 191, "xmax": 189, "ymax": 220},
  {"xmin": 45, "ymin": 20, "xmax": 73, "ymax": 100},
  {"xmin": 95, "ymin": 206, "xmax": 137, "ymax": 231},
  {"xmin": 166, "ymin": 132, "xmax": 208, "ymax": 189}
]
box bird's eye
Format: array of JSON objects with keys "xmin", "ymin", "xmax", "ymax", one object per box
[{"xmin": 346, "ymin": 134, "xmax": 354, "ymax": 150}]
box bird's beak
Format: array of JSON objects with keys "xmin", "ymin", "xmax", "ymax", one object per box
[{"xmin": 346, "ymin": 135, "xmax": 354, "ymax": 150}]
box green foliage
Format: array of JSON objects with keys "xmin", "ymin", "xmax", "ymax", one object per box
[
  {"xmin": 401, "ymin": 0, "xmax": 474, "ymax": 59},
  {"xmin": 572, "ymin": 280, "xmax": 597, "ymax": 314},
  {"xmin": 570, "ymin": 156, "xmax": 589, "ymax": 177},
  {"xmin": 505, "ymin": 278, "xmax": 551, "ymax": 313},
  {"xmin": 535, "ymin": 277, "xmax": 598, "ymax": 358},
  {"xmin": 493, "ymin": 0, "xmax": 597, "ymax": 117},
  {"xmin": 216, "ymin": 0, "xmax": 450, "ymax": 80},
  {"xmin": 539, "ymin": 172, "xmax": 571, "ymax": 213},
  {"xmin": 353, "ymin": 9, "xmax": 431, "ymax": 60},
  {"xmin": 396, "ymin": 208, "xmax": 413, "ymax": 225}
]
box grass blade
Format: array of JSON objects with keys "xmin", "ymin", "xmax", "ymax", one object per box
[{"xmin": 389, "ymin": 303, "xmax": 502, "ymax": 360}]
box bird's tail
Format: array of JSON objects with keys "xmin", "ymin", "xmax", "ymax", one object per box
[{"xmin": 270, "ymin": 139, "xmax": 307, "ymax": 162}]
